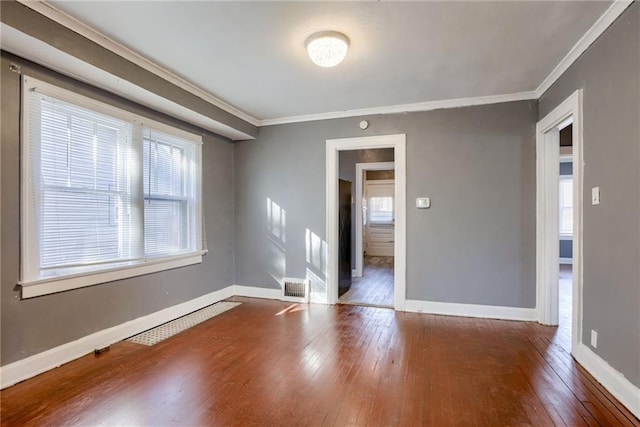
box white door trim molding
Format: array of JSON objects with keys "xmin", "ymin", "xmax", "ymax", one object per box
[
  {"xmin": 326, "ymin": 134, "xmax": 406, "ymax": 310},
  {"xmin": 355, "ymin": 161, "xmax": 395, "ymax": 277},
  {"xmin": 536, "ymin": 90, "xmax": 583, "ymax": 355}
]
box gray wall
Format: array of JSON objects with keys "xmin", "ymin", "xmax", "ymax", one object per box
[
  {"xmin": 339, "ymin": 149, "xmax": 394, "ymax": 267},
  {"xmin": 539, "ymin": 2, "xmax": 640, "ymax": 387},
  {"xmin": 1, "ymin": 52, "xmax": 236, "ymax": 365},
  {"xmin": 235, "ymin": 100, "xmax": 538, "ymax": 307}
]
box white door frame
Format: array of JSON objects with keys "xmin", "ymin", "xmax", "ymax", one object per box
[
  {"xmin": 326, "ymin": 134, "xmax": 406, "ymax": 310},
  {"xmin": 536, "ymin": 90, "xmax": 583, "ymax": 353},
  {"xmin": 355, "ymin": 161, "xmax": 395, "ymax": 277}
]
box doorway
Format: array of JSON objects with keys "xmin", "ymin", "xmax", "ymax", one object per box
[
  {"xmin": 325, "ymin": 134, "xmax": 406, "ymax": 310},
  {"xmin": 340, "ymin": 160, "xmax": 395, "ymax": 307},
  {"xmin": 536, "ymin": 90, "xmax": 583, "ymax": 355},
  {"xmin": 558, "ymin": 124, "xmax": 574, "ymax": 349}
]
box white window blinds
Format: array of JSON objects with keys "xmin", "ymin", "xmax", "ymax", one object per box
[
  {"xmin": 143, "ymin": 129, "xmax": 198, "ymax": 257},
  {"xmin": 22, "ymin": 76, "xmax": 203, "ymax": 290}
]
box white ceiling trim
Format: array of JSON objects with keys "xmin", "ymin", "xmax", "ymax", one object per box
[
  {"xmin": 15, "ymin": 0, "xmax": 634, "ymax": 128},
  {"xmin": 15, "ymin": 0, "xmax": 261, "ymax": 127},
  {"xmin": 535, "ymin": 0, "xmax": 634, "ymax": 98},
  {"xmin": 259, "ymin": 91, "xmax": 538, "ymax": 126}
]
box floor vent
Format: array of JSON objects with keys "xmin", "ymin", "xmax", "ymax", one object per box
[
  {"xmin": 282, "ymin": 278, "xmax": 310, "ymax": 303},
  {"xmin": 126, "ymin": 301, "xmax": 241, "ymax": 346}
]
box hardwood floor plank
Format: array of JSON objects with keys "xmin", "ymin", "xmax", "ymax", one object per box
[
  {"xmin": 2, "ymin": 297, "xmax": 638, "ymax": 426},
  {"xmin": 340, "ymin": 256, "xmax": 394, "ymax": 307}
]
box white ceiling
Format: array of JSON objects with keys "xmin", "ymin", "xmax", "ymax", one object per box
[{"xmin": 50, "ymin": 1, "xmax": 611, "ymax": 122}]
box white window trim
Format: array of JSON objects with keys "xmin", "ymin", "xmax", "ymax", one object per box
[
  {"xmin": 20, "ymin": 76, "xmax": 204, "ymax": 299},
  {"xmin": 20, "ymin": 252, "xmax": 206, "ymax": 298}
]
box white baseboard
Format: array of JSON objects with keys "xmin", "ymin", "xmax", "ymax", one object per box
[
  {"xmin": 233, "ymin": 285, "xmax": 281, "ymax": 300},
  {"xmin": 404, "ymin": 299, "xmax": 537, "ymax": 321},
  {"xmin": 573, "ymin": 343, "xmax": 640, "ymax": 419},
  {"xmin": 0, "ymin": 285, "xmax": 235, "ymax": 389},
  {"xmin": 559, "ymin": 257, "xmax": 573, "ymax": 265},
  {"xmin": 8, "ymin": 286, "xmax": 638, "ymax": 421}
]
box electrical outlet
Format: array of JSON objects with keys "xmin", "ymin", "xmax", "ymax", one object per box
[
  {"xmin": 591, "ymin": 330, "xmax": 598, "ymax": 348},
  {"xmin": 592, "ymin": 187, "xmax": 600, "ymax": 205}
]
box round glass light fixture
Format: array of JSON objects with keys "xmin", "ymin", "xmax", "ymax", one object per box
[{"xmin": 305, "ymin": 31, "xmax": 350, "ymax": 68}]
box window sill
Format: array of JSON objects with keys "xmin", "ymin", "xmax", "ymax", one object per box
[
  {"xmin": 19, "ymin": 251, "xmax": 206, "ymax": 299},
  {"xmin": 559, "ymin": 235, "xmax": 573, "ymax": 241}
]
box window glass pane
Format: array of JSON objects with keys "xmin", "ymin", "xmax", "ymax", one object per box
[
  {"xmin": 561, "ymin": 180, "xmax": 573, "ymax": 208},
  {"xmin": 143, "ymin": 129, "xmax": 192, "ymax": 257},
  {"xmin": 369, "ymin": 196, "xmax": 393, "ymax": 223},
  {"xmin": 559, "ymin": 178, "xmax": 573, "ymax": 235},
  {"xmin": 40, "ymin": 107, "xmax": 71, "ymax": 187},
  {"xmin": 560, "ymin": 208, "xmax": 573, "ymax": 235},
  {"xmin": 37, "ymin": 95, "xmax": 132, "ymax": 272},
  {"xmin": 144, "ymin": 200, "xmax": 188, "ymax": 256},
  {"xmin": 41, "ymin": 191, "xmax": 126, "ymax": 268},
  {"xmin": 144, "ymin": 138, "xmax": 186, "ymax": 198}
]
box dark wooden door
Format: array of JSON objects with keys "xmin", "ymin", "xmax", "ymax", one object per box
[{"xmin": 338, "ymin": 179, "xmax": 352, "ymax": 297}]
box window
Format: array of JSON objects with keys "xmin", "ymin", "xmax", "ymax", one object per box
[
  {"xmin": 369, "ymin": 196, "xmax": 394, "ymax": 224},
  {"xmin": 21, "ymin": 76, "xmax": 203, "ymax": 298},
  {"xmin": 559, "ymin": 177, "xmax": 573, "ymax": 236}
]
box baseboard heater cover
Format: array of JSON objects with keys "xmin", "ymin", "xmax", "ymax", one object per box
[{"xmin": 127, "ymin": 301, "xmax": 240, "ymax": 346}]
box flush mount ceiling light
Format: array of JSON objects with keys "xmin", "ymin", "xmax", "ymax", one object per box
[{"xmin": 305, "ymin": 31, "xmax": 350, "ymax": 68}]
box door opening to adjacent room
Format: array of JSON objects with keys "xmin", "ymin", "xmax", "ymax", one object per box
[
  {"xmin": 558, "ymin": 124, "xmax": 574, "ymax": 350},
  {"xmin": 325, "ymin": 134, "xmax": 406, "ymax": 310},
  {"xmin": 536, "ymin": 90, "xmax": 583, "ymax": 356},
  {"xmin": 338, "ymin": 159, "xmax": 395, "ymax": 308}
]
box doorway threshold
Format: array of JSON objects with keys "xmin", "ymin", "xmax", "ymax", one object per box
[{"xmin": 338, "ymin": 301, "xmax": 394, "ymax": 310}]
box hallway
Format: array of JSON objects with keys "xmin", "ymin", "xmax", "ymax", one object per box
[
  {"xmin": 339, "ymin": 256, "xmax": 394, "ymax": 307},
  {"xmin": 556, "ymin": 264, "xmax": 573, "ymax": 351}
]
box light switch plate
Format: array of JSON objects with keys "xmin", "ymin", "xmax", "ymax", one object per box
[
  {"xmin": 592, "ymin": 187, "xmax": 600, "ymax": 205},
  {"xmin": 416, "ymin": 197, "xmax": 431, "ymax": 209}
]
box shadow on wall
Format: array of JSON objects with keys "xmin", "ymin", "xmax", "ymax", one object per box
[
  {"xmin": 266, "ymin": 196, "xmax": 328, "ymax": 301},
  {"xmin": 305, "ymin": 228, "xmax": 327, "ymax": 302},
  {"xmin": 267, "ymin": 197, "xmax": 286, "ymax": 287}
]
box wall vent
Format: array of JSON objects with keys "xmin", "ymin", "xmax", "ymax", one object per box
[{"xmin": 282, "ymin": 278, "xmax": 310, "ymax": 303}]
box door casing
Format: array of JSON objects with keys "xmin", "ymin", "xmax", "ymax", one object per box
[
  {"xmin": 536, "ymin": 90, "xmax": 583, "ymax": 354},
  {"xmin": 326, "ymin": 134, "xmax": 406, "ymax": 310}
]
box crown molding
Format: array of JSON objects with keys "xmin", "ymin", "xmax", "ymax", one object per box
[
  {"xmin": 1, "ymin": 23, "xmax": 254, "ymax": 141},
  {"xmin": 16, "ymin": 0, "xmax": 634, "ymax": 128},
  {"xmin": 535, "ymin": 0, "xmax": 634, "ymax": 98},
  {"xmin": 259, "ymin": 91, "xmax": 538, "ymax": 126},
  {"xmin": 15, "ymin": 0, "xmax": 261, "ymax": 127}
]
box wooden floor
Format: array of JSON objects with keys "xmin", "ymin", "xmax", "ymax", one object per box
[
  {"xmin": 340, "ymin": 256, "xmax": 394, "ymax": 307},
  {"xmin": 558, "ymin": 264, "xmax": 573, "ymax": 347},
  {"xmin": 2, "ymin": 297, "xmax": 638, "ymax": 426}
]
